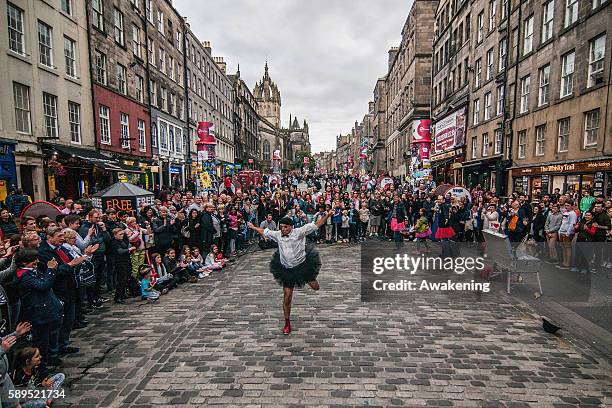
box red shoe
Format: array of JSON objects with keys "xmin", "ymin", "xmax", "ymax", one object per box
[{"xmin": 282, "ymin": 319, "xmax": 291, "ymax": 335}]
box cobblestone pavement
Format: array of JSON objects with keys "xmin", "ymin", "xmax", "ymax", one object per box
[{"xmin": 58, "ymin": 244, "xmax": 611, "ymax": 407}]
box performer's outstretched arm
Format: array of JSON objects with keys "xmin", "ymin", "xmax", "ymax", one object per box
[
  {"xmin": 314, "ymin": 210, "xmax": 334, "ymax": 228},
  {"xmin": 248, "ymin": 222, "xmax": 265, "ymax": 236}
]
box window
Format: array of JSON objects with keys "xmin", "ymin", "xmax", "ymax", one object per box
[
  {"xmin": 175, "ymin": 128, "xmax": 182, "ymax": 153},
  {"xmin": 13, "ymin": 83, "xmax": 31, "ymax": 134},
  {"xmin": 120, "ymin": 113, "xmax": 130, "ymax": 149},
  {"xmin": 68, "ymin": 101, "xmax": 81, "ymax": 144},
  {"xmin": 132, "ymin": 24, "xmax": 141, "ymax": 58},
  {"xmin": 564, "ymin": 0, "xmax": 578, "ymax": 27},
  {"xmin": 520, "ymin": 76, "xmax": 530, "ymax": 113},
  {"xmin": 113, "ymin": 8, "xmax": 124, "ymax": 46},
  {"xmin": 146, "ymin": 0, "xmax": 153, "ymax": 22},
  {"xmin": 593, "ymin": 0, "xmax": 608, "ymax": 7},
  {"xmin": 169, "ymin": 56, "xmax": 174, "ymax": 80},
  {"xmin": 99, "ymin": 105, "xmax": 110, "ymax": 144},
  {"xmin": 130, "ymin": 0, "xmax": 139, "ymax": 9},
  {"xmin": 151, "ymin": 123, "xmax": 157, "ymax": 148},
  {"xmin": 42, "ymin": 93, "xmax": 58, "ymax": 138},
  {"xmin": 535, "ymin": 125, "xmax": 546, "ymax": 156},
  {"xmin": 498, "ymin": 38, "xmax": 507, "ymax": 72},
  {"xmin": 61, "ymin": 0, "xmax": 72, "ymax": 15},
  {"xmin": 541, "ymin": 0, "xmax": 554, "ymax": 43},
  {"xmin": 477, "ymin": 12, "xmax": 484, "ymax": 42},
  {"xmin": 494, "ymin": 129, "xmax": 503, "ymax": 154},
  {"xmin": 472, "ymin": 136, "xmax": 478, "ymax": 158},
  {"xmin": 484, "ymin": 92, "xmax": 492, "ymax": 120},
  {"xmin": 517, "ymin": 130, "xmax": 526, "ymax": 158},
  {"xmin": 511, "ymin": 28, "xmax": 519, "ymax": 63},
  {"xmin": 523, "ymin": 16, "xmax": 533, "ymax": 55},
  {"xmin": 159, "ymin": 47, "xmax": 165, "ymax": 72},
  {"xmin": 169, "ymin": 127, "xmax": 175, "ymax": 152},
  {"xmin": 560, "ymin": 51, "xmax": 575, "ymax": 97},
  {"xmin": 92, "ymin": 0, "xmax": 104, "ymax": 31},
  {"xmin": 486, "ymin": 48, "xmax": 494, "ymax": 80},
  {"xmin": 116, "ymin": 64, "xmax": 127, "ymax": 94},
  {"xmin": 95, "ymin": 50, "xmax": 107, "ymax": 84},
  {"xmin": 135, "ymin": 74, "xmax": 144, "ymax": 103},
  {"xmin": 496, "ymin": 85, "xmax": 504, "ymax": 115},
  {"xmin": 557, "ymin": 118, "xmax": 570, "ymax": 152},
  {"xmin": 38, "ymin": 21, "xmax": 53, "ymax": 67},
  {"xmin": 7, "ymin": 3, "xmax": 25, "ymax": 55},
  {"xmin": 475, "ymin": 59, "xmax": 482, "ymax": 87},
  {"xmin": 584, "ymin": 109, "xmax": 600, "ymax": 147},
  {"xmin": 150, "ymin": 80, "xmax": 157, "ymax": 106},
  {"xmin": 64, "ymin": 36, "xmax": 76, "ymax": 78},
  {"xmin": 489, "ymin": 0, "xmax": 496, "ymax": 31},
  {"xmin": 501, "ymin": 0, "xmax": 508, "ymax": 20},
  {"xmin": 482, "ymin": 133, "xmax": 490, "ymax": 157},
  {"xmin": 176, "ymin": 31, "xmax": 182, "ymax": 52},
  {"xmin": 538, "ymin": 65, "xmax": 550, "ymax": 106},
  {"xmin": 157, "ymin": 10, "xmax": 164, "ymax": 34},
  {"xmin": 160, "ymin": 87, "xmax": 167, "ymax": 111},
  {"xmin": 588, "ymin": 35, "xmax": 606, "ymax": 87},
  {"xmin": 168, "ymin": 93, "xmax": 174, "ymax": 115},
  {"xmin": 263, "ymin": 140, "xmax": 270, "ymax": 162},
  {"xmin": 473, "ymin": 99, "xmax": 480, "ymax": 125}
]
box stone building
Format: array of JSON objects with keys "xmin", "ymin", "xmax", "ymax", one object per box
[
  {"xmin": 385, "ymin": 0, "xmax": 437, "ymax": 178},
  {"xmin": 282, "ymin": 115, "xmax": 311, "ymax": 163},
  {"xmin": 229, "ymin": 66, "xmax": 260, "ymax": 170},
  {"xmin": 0, "ymin": 0, "xmax": 96, "ymax": 200},
  {"xmin": 87, "ymin": 0, "xmax": 152, "ymax": 189},
  {"xmin": 505, "ymin": 0, "xmax": 611, "ymax": 197},
  {"xmin": 254, "ymin": 63, "xmax": 285, "ymax": 171},
  {"xmin": 145, "ymin": 0, "xmax": 187, "ymax": 188},
  {"xmin": 183, "ymin": 31, "xmax": 235, "ymax": 177},
  {"xmin": 371, "ymin": 77, "xmax": 388, "ymax": 173}
]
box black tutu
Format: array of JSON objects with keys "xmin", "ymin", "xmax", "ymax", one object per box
[{"xmin": 269, "ymin": 245, "xmax": 321, "ymax": 288}]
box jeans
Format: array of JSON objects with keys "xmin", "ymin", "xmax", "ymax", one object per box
[
  {"xmin": 21, "ymin": 373, "xmax": 65, "ymax": 408},
  {"xmin": 58, "ymin": 300, "xmax": 76, "ymax": 350}
]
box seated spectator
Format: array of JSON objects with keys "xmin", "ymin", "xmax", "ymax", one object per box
[
  {"xmin": 0, "ymin": 322, "xmax": 32, "ymax": 407},
  {"xmin": 204, "ymin": 245, "xmax": 226, "ymax": 271},
  {"xmin": 138, "ymin": 265, "xmax": 160, "ymax": 302},
  {"xmin": 150, "ymin": 253, "xmax": 177, "ymax": 293},
  {"xmin": 11, "ymin": 346, "xmax": 65, "ymax": 407},
  {"xmin": 163, "ymin": 248, "xmax": 196, "ymax": 284}
]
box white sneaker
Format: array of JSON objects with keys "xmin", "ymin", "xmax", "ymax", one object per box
[
  {"xmin": 198, "ymin": 273, "xmax": 205, "ymax": 279},
  {"xmin": 204, "ymin": 272, "xmax": 210, "ymax": 277}
]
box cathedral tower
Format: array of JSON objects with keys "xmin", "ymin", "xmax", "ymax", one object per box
[{"xmin": 253, "ymin": 62, "xmax": 281, "ymax": 128}]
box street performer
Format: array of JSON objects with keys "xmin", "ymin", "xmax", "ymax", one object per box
[{"xmin": 248, "ymin": 210, "xmax": 333, "ymax": 335}]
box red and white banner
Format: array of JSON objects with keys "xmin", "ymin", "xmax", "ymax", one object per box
[{"xmin": 433, "ymin": 107, "xmax": 466, "ymax": 154}]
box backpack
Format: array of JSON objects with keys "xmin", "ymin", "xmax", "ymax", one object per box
[{"xmin": 507, "ymin": 215, "xmax": 519, "ymax": 232}]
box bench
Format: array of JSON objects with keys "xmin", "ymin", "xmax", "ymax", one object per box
[{"xmin": 482, "ymin": 229, "xmax": 543, "ymax": 295}]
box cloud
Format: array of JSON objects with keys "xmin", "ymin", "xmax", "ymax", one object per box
[{"xmin": 175, "ymin": 0, "xmax": 413, "ymax": 152}]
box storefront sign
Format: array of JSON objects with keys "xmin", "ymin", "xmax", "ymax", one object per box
[
  {"xmin": 170, "ymin": 166, "xmax": 181, "ymax": 174},
  {"xmin": 411, "ymin": 119, "xmax": 432, "ymax": 143},
  {"xmin": 512, "ymin": 160, "xmax": 612, "ymax": 176},
  {"xmin": 430, "ymin": 149, "xmax": 458, "ymax": 162},
  {"xmin": 433, "ymin": 107, "xmax": 466, "ymax": 154}
]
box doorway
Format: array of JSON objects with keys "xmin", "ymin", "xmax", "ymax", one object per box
[{"xmin": 19, "ymin": 165, "xmax": 35, "ymax": 199}]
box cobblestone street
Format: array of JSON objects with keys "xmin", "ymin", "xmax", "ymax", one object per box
[{"xmin": 58, "ymin": 244, "xmax": 611, "ymax": 407}]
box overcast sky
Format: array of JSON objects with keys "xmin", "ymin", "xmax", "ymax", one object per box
[{"xmin": 175, "ymin": 0, "xmax": 414, "ymax": 153}]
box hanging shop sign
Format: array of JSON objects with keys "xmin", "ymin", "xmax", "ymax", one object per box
[
  {"xmin": 433, "ymin": 108, "xmax": 466, "ymax": 154},
  {"xmin": 511, "ymin": 159, "xmax": 612, "ymax": 176}
]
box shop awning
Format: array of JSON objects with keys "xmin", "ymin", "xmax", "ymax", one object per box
[{"xmin": 42, "ymin": 143, "xmax": 142, "ymax": 173}]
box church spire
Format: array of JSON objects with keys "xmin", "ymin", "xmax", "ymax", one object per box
[
  {"xmin": 236, "ymin": 63, "xmax": 241, "ymax": 79},
  {"xmin": 264, "ymin": 61, "xmax": 269, "ymax": 78}
]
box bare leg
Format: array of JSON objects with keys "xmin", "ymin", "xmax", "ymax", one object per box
[
  {"xmin": 283, "ymin": 287, "xmax": 293, "ymax": 320},
  {"xmin": 308, "ymin": 280, "xmax": 320, "ymax": 291}
]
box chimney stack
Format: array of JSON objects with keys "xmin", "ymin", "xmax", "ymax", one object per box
[
  {"xmin": 388, "ymin": 47, "xmax": 399, "ymax": 71},
  {"xmin": 202, "ymin": 41, "xmax": 212, "ymax": 55},
  {"xmin": 213, "ymin": 56, "xmax": 226, "ymax": 74}
]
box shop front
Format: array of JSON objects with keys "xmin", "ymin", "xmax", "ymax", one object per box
[
  {"xmin": 430, "ymin": 149, "xmax": 464, "ymax": 185},
  {"xmin": 0, "ymin": 140, "xmax": 18, "ymax": 203},
  {"xmin": 462, "ymin": 156, "xmax": 501, "ymax": 190},
  {"xmin": 510, "ymin": 158, "xmax": 612, "ymax": 199}
]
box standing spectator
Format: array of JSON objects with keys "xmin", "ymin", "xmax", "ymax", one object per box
[
  {"xmin": 0, "ymin": 209, "xmax": 18, "ymax": 238},
  {"xmin": 557, "ymin": 201, "xmax": 578, "ymax": 269},
  {"xmin": 544, "ymin": 203, "xmax": 562, "ymax": 263},
  {"xmin": 200, "ymin": 204, "xmax": 216, "ymax": 255},
  {"xmin": 109, "ymin": 228, "xmax": 135, "ymax": 304},
  {"xmin": 78, "ymin": 209, "xmax": 109, "ymax": 308},
  {"xmin": 591, "ymin": 202, "xmax": 611, "ymax": 273},
  {"xmin": 14, "ymin": 249, "xmax": 63, "ymax": 377},
  {"xmin": 5, "ymin": 189, "xmax": 30, "ymax": 218},
  {"xmin": 152, "ymin": 207, "xmax": 177, "ymax": 257},
  {"xmin": 579, "ymin": 190, "xmax": 595, "ymax": 214}
]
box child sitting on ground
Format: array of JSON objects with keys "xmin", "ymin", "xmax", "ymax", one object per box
[
  {"xmin": 164, "ymin": 248, "xmax": 197, "ymax": 283},
  {"xmin": 12, "ymin": 346, "xmax": 65, "ymax": 407},
  {"xmin": 139, "ymin": 264, "xmax": 160, "ymax": 301},
  {"xmin": 150, "ymin": 253, "xmax": 178, "ymax": 293},
  {"xmin": 205, "ymin": 245, "xmax": 226, "ymax": 271},
  {"xmin": 190, "ymin": 247, "xmax": 210, "ymax": 278}
]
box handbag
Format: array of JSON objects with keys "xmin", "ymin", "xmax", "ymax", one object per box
[
  {"xmin": 181, "ymin": 225, "xmax": 191, "ymax": 239},
  {"xmin": 76, "ymin": 260, "xmax": 96, "ymax": 287}
]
